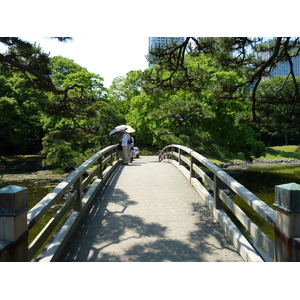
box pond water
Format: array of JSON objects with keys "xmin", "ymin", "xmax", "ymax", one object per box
[
  {"xmin": 225, "ymin": 164, "xmax": 300, "ymax": 209},
  {"xmin": 6, "ymin": 180, "xmax": 60, "ymax": 209},
  {"xmin": 5, "ymin": 179, "xmax": 62, "ymax": 244},
  {"xmin": 5, "ymin": 163, "xmax": 300, "ymax": 257},
  {"xmin": 222, "ymin": 164, "xmax": 300, "ymax": 251}
]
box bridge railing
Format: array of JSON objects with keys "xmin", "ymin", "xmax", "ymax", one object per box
[
  {"xmin": 0, "ymin": 144, "xmax": 122, "ymax": 262},
  {"xmin": 159, "ymin": 144, "xmax": 277, "ymax": 261}
]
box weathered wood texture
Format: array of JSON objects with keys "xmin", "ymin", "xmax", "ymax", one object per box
[
  {"xmin": 30, "ymin": 145, "xmax": 122, "ymax": 261},
  {"xmin": 0, "ymin": 144, "xmax": 121, "ymax": 261},
  {"xmin": 0, "ymin": 185, "xmax": 29, "ymax": 261},
  {"xmin": 159, "ymin": 144, "xmax": 277, "ymax": 261},
  {"xmin": 274, "ymin": 183, "xmax": 300, "ymax": 261},
  {"xmin": 4, "ymin": 143, "xmax": 299, "ymax": 262}
]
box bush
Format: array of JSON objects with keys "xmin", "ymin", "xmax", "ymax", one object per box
[{"xmin": 42, "ymin": 139, "xmax": 84, "ymax": 169}]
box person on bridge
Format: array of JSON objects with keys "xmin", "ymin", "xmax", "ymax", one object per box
[
  {"xmin": 119, "ymin": 131, "xmax": 131, "ymax": 165},
  {"xmin": 128, "ymin": 133, "xmax": 134, "ymax": 162}
]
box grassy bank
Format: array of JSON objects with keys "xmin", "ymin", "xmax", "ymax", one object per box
[{"xmin": 207, "ymin": 145, "xmax": 300, "ymax": 165}]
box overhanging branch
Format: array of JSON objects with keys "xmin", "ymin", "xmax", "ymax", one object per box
[{"xmin": 0, "ymin": 53, "xmax": 84, "ymax": 98}]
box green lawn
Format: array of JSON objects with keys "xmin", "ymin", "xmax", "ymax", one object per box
[{"xmin": 208, "ymin": 145, "xmax": 300, "ymax": 165}]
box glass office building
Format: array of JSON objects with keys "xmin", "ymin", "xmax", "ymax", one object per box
[
  {"xmin": 270, "ymin": 56, "xmax": 300, "ymax": 77},
  {"xmin": 260, "ymin": 39, "xmax": 300, "ymax": 77},
  {"xmin": 148, "ymin": 37, "xmax": 185, "ymax": 51},
  {"xmin": 148, "ymin": 37, "xmax": 185, "ymax": 67}
]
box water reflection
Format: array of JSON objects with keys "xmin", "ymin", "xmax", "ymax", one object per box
[
  {"xmin": 223, "ymin": 164, "xmax": 300, "ymax": 247},
  {"xmin": 6, "ymin": 180, "xmax": 62, "ymax": 245},
  {"xmin": 6, "ymin": 180, "xmax": 60, "ymax": 209},
  {"xmin": 225, "ymin": 164, "xmax": 300, "ymax": 207}
]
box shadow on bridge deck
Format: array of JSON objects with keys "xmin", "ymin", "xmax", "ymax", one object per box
[{"xmin": 58, "ymin": 156, "xmax": 243, "ymax": 262}]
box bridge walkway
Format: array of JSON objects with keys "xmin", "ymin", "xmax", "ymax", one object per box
[{"xmin": 58, "ymin": 156, "xmax": 243, "ymax": 262}]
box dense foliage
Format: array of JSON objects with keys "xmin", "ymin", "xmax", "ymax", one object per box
[
  {"xmin": 0, "ymin": 70, "xmax": 47, "ymax": 153},
  {"xmin": 0, "ymin": 41, "xmax": 124, "ymax": 168},
  {"xmin": 255, "ymin": 76, "xmax": 300, "ymax": 146},
  {"xmin": 1, "ymin": 37, "xmax": 300, "ymax": 169}
]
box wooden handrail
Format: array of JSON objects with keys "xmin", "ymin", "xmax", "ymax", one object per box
[
  {"xmin": 159, "ymin": 144, "xmax": 276, "ymax": 261},
  {"xmin": 27, "ymin": 145, "xmax": 117, "ymax": 229},
  {"xmin": 27, "ymin": 144, "xmax": 121, "ymax": 260}
]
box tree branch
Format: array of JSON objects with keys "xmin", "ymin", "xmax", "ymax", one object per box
[
  {"xmin": 0, "ymin": 52, "xmax": 84, "ymax": 99},
  {"xmin": 249, "ymin": 38, "xmax": 283, "ymax": 121},
  {"xmin": 274, "ymin": 72, "xmax": 291, "ymax": 97}
]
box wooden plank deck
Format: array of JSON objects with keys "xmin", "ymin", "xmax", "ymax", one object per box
[{"xmin": 58, "ymin": 156, "xmax": 243, "ymax": 262}]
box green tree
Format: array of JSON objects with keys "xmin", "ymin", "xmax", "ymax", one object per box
[
  {"xmin": 126, "ymin": 92, "xmax": 162, "ymax": 146},
  {"xmin": 138, "ymin": 53, "xmax": 266, "ymax": 159},
  {"xmin": 50, "ymin": 56, "xmax": 83, "ymax": 87},
  {"xmin": 146, "ymin": 37, "xmax": 300, "ymax": 122},
  {"xmin": 0, "ymin": 38, "xmax": 82, "ymax": 98},
  {"xmin": 107, "ymin": 71, "xmax": 142, "ymax": 116},
  {"xmin": 107, "ymin": 71, "xmax": 145, "ymax": 146},
  {"xmin": 41, "ymin": 56, "xmax": 108, "ymax": 168},
  {"xmin": 256, "ymin": 76, "xmax": 300, "ymax": 146},
  {"xmin": 0, "ymin": 71, "xmax": 46, "ymax": 153},
  {"xmin": 0, "ymin": 38, "xmax": 123, "ymax": 168}
]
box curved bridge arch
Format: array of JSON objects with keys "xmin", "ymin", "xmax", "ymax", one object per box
[{"xmin": 1, "ymin": 144, "xmax": 284, "ymax": 262}]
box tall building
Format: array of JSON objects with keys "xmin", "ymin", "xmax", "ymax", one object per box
[
  {"xmin": 261, "ymin": 39, "xmax": 300, "ymax": 77},
  {"xmin": 149, "ymin": 37, "xmax": 185, "ymax": 52},
  {"xmin": 270, "ymin": 56, "xmax": 300, "ymax": 77},
  {"xmin": 148, "ymin": 37, "xmax": 185, "ymax": 67}
]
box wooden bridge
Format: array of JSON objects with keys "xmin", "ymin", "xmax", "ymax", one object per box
[{"xmin": 1, "ymin": 144, "xmax": 300, "ymax": 262}]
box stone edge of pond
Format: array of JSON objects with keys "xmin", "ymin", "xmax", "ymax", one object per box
[
  {"xmin": 219, "ymin": 158, "xmax": 300, "ymax": 168},
  {"xmin": 1, "ymin": 170, "xmax": 68, "ymax": 182}
]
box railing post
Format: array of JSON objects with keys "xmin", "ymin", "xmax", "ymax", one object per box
[
  {"xmin": 98, "ymin": 156, "xmax": 103, "ymax": 179},
  {"xmin": 178, "ymin": 148, "xmax": 181, "ymax": 165},
  {"xmin": 118, "ymin": 146, "xmax": 122, "ymax": 161},
  {"xmin": 110, "ymin": 149, "xmax": 114, "ymax": 166},
  {"xmin": 274, "ymin": 182, "xmax": 300, "ymax": 261},
  {"xmin": 0, "ymin": 185, "xmax": 29, "ymax": 262},
  {"xmin": 213, "ymin": 175, "xmax": 222, "ymax": 209},
  {"xmin": 166, "ymin": 147, "xmax": 170, "ymax": 161},
  {"xmin": 73, "ymin": 176, "xmax": 83, "ymax": 211},
  {"xmin": 190, "ymin": 155, "xmax": 195, "ymax": 183}
]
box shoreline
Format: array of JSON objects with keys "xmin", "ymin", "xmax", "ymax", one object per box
[
  {"xmin": 0, "ymin": 155, "xmax": 67, "ymax": 183},
  {"xmin": 218, "ymin": 158, "xmax": 300, "ymax": 168},
  {"xmin": 1, "ymin": 156, "xmax": 300, "ymax": 183},
  {"xmin": 1, "ymin": 170, "xmax": 68, "ymax": 183}
]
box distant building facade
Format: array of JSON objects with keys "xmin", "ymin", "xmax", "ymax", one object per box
[
  {"xmin": 270, "ymin": 56, "xmax": 300, "ymax": 77},
  {"xmin": 148, "ymin": 37, "xmax": 185, "ymax": 67},
  {"xmin": 261, "ymin": 39, "xmax": 300, "ymax": 77},
  {"xmin": 148, "ymin": 37, "xmax": 185, "ymax": 51}
]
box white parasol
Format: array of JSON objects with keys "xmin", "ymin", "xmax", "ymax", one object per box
[
  {"xmin": 109, "ymin": 125, "xmax": 129, "ymax": 136},
  {"xmin": 125, "ymin": 125, "xmax": 135, "ymax": 133}
]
